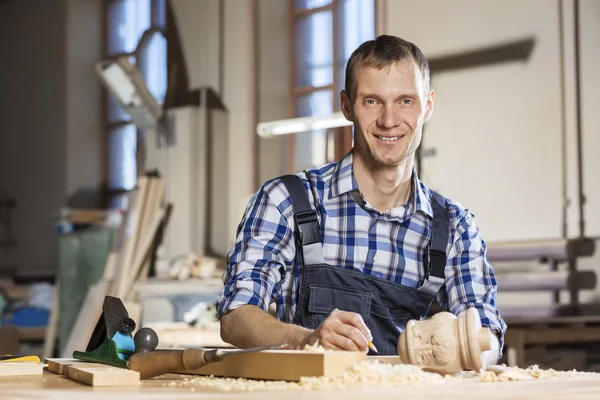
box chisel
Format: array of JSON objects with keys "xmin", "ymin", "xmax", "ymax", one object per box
[{"xmin": 127, "ymin": 344, "xmax": 288, "ymax": 379}]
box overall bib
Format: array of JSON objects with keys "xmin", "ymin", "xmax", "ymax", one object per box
[{"xmin": 279, "ymin": 174, "xmax": 450, "ymax": 356}]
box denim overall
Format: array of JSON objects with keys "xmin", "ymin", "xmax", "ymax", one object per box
[{"xmin": 279, "ymin": 174, "xmax": 450, "ymax": 356}]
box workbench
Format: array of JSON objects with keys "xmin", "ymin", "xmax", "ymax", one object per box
[{"xmin": 1, "ymin": 368, "xmax": 599, "ymax": 399}]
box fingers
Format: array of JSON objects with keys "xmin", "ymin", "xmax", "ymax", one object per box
[
  {"xmin": 318, "ymin": 324, "xmax": 362, "ymax": 351},
  {"xmin": 335, "ymin": 323, "xmax": 369, "ymax": 352},
  {"xmin": 316, "ymin": 309, "xmax": 370, "ymax": 352},
  {"xmin": 332, "ymin": 309, "xmax": 373, "ymax": 343}
]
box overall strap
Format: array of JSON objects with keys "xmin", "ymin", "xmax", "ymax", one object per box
[
  {"xmin": 279, "ymin": 174, "xmax": 326, "ymax": 265},
  {"xmin": 419, "ymin": 190, "xmax": 450, "ymax": 295}
]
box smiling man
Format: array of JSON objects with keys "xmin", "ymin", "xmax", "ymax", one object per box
[{"xmin": 217, "ymin": 35, "xmax": 506, "ymax": 367}]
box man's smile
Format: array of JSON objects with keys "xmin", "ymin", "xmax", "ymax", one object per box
[{"xmin": 374, "ymin": 134, "xmax": 404, "ymax": 142}]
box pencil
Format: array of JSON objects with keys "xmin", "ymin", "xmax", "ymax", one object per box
[{"xmin": 368, "ymin": 342, "xmax": 379, "ymax": 354}]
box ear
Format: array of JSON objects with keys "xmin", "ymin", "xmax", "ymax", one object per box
[
  {"xmin": 424, "ymin": 89, "xmax": 435, "ymax": 122},
  {"xmin": 340, "ymin": 90, "xmax": 353, "ymax": 121}
]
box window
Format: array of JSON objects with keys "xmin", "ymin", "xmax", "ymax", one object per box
[
  {"xmin": 103, "ymin": 0, "xmax": 167, "ymax": 208},
  {"xmin": 291, "ymin": 0, "xmax": 375, "ymax": 172}
]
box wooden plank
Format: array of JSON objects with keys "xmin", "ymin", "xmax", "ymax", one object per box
[
  {"xmin": 113, "ymin": 176, "xmax": 149, "ymax": 298},
  {"xmin": 43, "ymin": 281, "xmax": 60, "ymax": 359},
  {"xmin": 60, "ymin": 280, "xmax": 109, "ymax": 358},
  {"xmin": 131, "ymin": 176, "xmax": 158, "ymax": 284},
  {"xmin": 46, "ymin": 358, "xmax": 102, "ymax": 375},
  {"xmin": 181, "ymin": 350, "xmax": 367, "ymax": 381},
  {"xmin": 67, "ymin": 364, "xmax": 140, "ymax": 387},
  {"xmin": 136, "ymin": 176, "xmax": 165, "ymax": 282},
  {"xmin": 0, "ymin": 362, "xmax": 42, "ymax": 376},
  {"xmin": 124, "ymin": 207, "xmax": 166, "ymax": 299}
]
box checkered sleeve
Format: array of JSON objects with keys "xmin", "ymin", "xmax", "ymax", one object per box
[
  {"xmin": 216, "ymin": 180, "xmax": 297, "ymax": 318},
  {"xmin": 440, "ymin": 207, "xmax": 508, "ymax": 353}
]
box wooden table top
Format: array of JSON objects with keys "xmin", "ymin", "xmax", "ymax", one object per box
[
  {"xmin": 1, "ymin": 369, "xmax": 600, "ymax": 399},
  {"xmin": 0, "ymin": 371, "xmax": 600, "ymax": 400}
]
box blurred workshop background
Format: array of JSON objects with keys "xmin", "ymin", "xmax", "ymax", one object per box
[{"xmin": 0, "ymin": 0, "xmax": 599, "ymax": 372}]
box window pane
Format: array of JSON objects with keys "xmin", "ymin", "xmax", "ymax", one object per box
[
  {"xmin": 108, "ymin": 125, "xmax": 137, "ymax": 190},
  {"xmin": 294, "ymin": 0, "xmax": 332, "ymax": 10},
  {"xmin": 295, "ymin": 11, "xmax": 333, "ymax": 87},
  {"xmin": 151, "ymin": 0, "xmax": 166, "ymax": 28},
  {"xmin": 335, "ymin": 0, "xmax": 375, "ymax": 108},
  {"xmin": 107, "ymin": 0, "xmax": 151, "ymax": 54},
  {"xmin": 296, "ymin": 90, "xmax": 333, "ymax": 117},
  {"xmin": 138, "ymin": 31, "xmax": 167, "ymax": 105},
  {"xmin": 294, "ymin": 90, "xmax": 333, "ymax": 170}
]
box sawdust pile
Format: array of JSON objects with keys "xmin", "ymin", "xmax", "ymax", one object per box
[
  {"xmin": 168, "ymin": 360, "xmax": 446, "ymax": 392},
  {"xmin": 164, "ymin": 343, "xmax": 594, "ymax": 392},
  {"xmin": 476, "ymin": 364, "xmax": 587, "ymax": 382}
]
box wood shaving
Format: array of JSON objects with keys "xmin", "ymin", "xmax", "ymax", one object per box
[
  {"xmin": 302, "ymin": 340, "xmax": 330, "ymax": 352},
  {"xmin": 477, "ymin": 364, "xmax": 588, "ymax": 383},
  {"xmin": 164, "ymin": 352, "xmax": 596, "ymax": 392},
  {"xmin": 167, "ymin": 360, "xmax": 447, "ymax": 392}
]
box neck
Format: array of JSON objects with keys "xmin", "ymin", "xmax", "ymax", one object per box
[{"xmin": 353, "ymin": 150, "xmax": 414, "ymax": 213}]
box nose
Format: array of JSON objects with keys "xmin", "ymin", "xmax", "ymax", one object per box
[{"xmin": 377, "ymin": 105, "xmax": 399, "ymax": 129}]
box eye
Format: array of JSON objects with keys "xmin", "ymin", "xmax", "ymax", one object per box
[
  {"xmin": 364, "ymin": 98, "xmax": 378, "ymax": 105},
  {"xmin": 402, "ymin": 99, "xmax": 413, "ymax": 105}
]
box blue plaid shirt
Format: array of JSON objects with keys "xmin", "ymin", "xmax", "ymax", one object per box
[{"xmin": 217, "ymin": 151, "xmax": 507, "ymax": 347}]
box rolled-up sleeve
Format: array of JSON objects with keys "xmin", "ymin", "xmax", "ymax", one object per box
[
  {"xmin": 440, "ymin": 208, "xmax": 507, "ymax": 351},
  {"xmin": 216, "ymin": 180, "xmax": 296, "ymax": 318}
]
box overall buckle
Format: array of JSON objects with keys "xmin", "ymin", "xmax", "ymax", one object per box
[{"xmin": 294, "ymin": 210, "xmax": 319, "ymax": 245}]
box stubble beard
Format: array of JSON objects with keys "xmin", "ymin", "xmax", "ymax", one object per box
[{"xmin": 357, "ymin": 131, "xmax": 413, "ymax": 169}]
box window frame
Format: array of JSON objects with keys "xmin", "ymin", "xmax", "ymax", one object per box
[
  {"xmin": 101, "ymin": 0, "xmax": 167, "ymax": 208},
  {"xmin": 288, "ymin": 0, "xmax": 378, "ymax": 173}
]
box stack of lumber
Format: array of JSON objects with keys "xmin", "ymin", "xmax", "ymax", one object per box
[{"xmin": 60, "ymin": 172, "xmax": 172, "ymax": 358}]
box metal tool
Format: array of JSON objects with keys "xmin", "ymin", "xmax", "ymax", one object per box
[
  {"xmin": 73, "ymin": 296, "xmax": 158, "ymax": 368},
  {"xmin": 128, "ymin": 344, "xmax": 288, "ymax": 379}
]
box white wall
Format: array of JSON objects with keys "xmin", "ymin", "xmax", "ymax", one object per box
[
  {"xmin": 580, "ymin": 0, "xmax": 600, "ymax": 239},
  {"xmin": 165, "ymin": 0, "xmax": 284, "ymax": 254},
  {"xmin": 379, "ymin": 0, "xmax": 600, "ymax": 309},
  {"xmin": 169, "ymin": 0, "xmax": 222, "ymax": 91},
  {"xmin": 222, "ymin": 0, "xmax": 256, "ymax": 248},
  {"xmin": 0, "ymin": 0, "xmax": 103, "ymax": 276},
  {"xmin": 65, "ymin": 0, "xmax": 103, "ymax": 207},
  {"xmin": 383, "ymin": 0, "xmax": 564, "ymax": 242},
  {"xmin": 380, "ymin": 0, "xmax": 598, "ymax": 243},
  {"xmin": 257, "ymin": 0, "xmax": 290, "ymax": 184}
]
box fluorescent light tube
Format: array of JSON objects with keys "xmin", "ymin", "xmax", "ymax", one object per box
[{"xmin": 257, "ymin": 112, "xmax": 353, "ymax": 138}]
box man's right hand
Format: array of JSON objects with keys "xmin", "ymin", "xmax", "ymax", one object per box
[{"xmin": 302, "ymin": 308, "xmax": 372, "ymax": 352}]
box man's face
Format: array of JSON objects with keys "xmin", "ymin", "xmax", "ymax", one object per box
[{"xmin": 341, "ymin": 60, "xmax": 434, "ymax": 167}]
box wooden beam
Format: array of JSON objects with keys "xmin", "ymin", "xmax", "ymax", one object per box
[{"xmin": 429, "ymin": 38, "xmax": 535, "ymax": 74}]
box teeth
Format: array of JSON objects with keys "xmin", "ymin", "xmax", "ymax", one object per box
[{"xmin": 376, "ymin": 135, "xmax": 399, "ymax": 141}]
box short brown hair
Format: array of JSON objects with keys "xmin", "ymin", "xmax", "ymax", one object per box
[{"xmin": 344, "ymin": 35, "xmax": 430, "ymax": 101}]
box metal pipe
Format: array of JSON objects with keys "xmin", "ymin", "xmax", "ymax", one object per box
[
  {"xmin": 574, "ymin": 0, "xmax": 586, "ymax": 238},
  {"xmin": 486, "ymin": 237, "xmax": 595, "ymax": 262}
]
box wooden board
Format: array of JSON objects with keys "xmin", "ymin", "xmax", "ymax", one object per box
[
  {"xmin": 46, "ymin": 358, "xmax": 99, "ymax": 375},
  {"xmin": 67, "ymin": 365, "xmax": 140, "ymax": 387},
  {"xmin": 0, "ymin": 362, "xmax": 42, "ymax": 376},
  {"xmin": 45, "ymin": 351, "xmax": 367, "ymax": 382},
  {"xmin": 46, "ymin": 358, "xmax": 140, "ymax": 387},
  {"xmin": 181, "ymin": 350, "xmax": 367, "ymax": 381}
]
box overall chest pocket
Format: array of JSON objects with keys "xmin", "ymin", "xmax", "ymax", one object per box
[{"xmin": 307, "ymin": 284, "xmax": 373, "ymax": 329}]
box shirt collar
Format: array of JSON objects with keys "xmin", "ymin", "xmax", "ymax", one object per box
[{"xmin": 328, "ymin": 150, "xmax": 433, "ymax": 218}]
